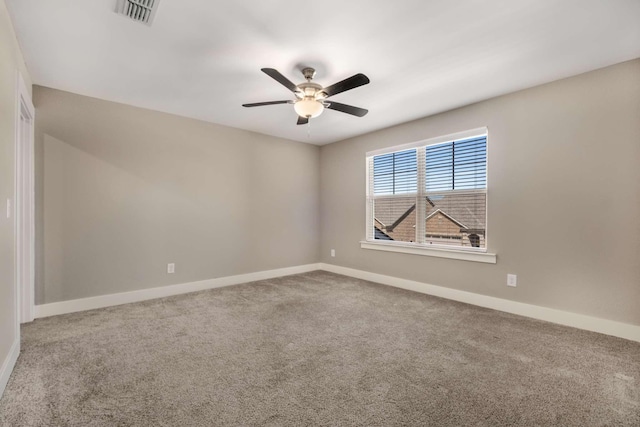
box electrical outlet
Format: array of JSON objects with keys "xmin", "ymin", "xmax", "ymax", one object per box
[
  {"xmin": 507, "ymin": 274, "xmax": 517, "ymax": 287},
  {"xmin": 330, "ymin": 249, "xmax": 336, "ymax": 257},
  {"xmin": 167, "ymin": 263, "xmax": 175, "ymax": 274}
]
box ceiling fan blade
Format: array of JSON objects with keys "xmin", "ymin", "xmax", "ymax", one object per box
[
  {"xmin": 242, "ymin": 100, "xmax": 291, "ymax": 107},
  {"xmin": 322, "ymin": 73, "xmax": 370, "ymax": 98},
  {"xmin": 325, "ymin": 101, "xmax": 368, "ymax": 117},
  {"xmin": 297, "ymin": 116, "xmax": 309, "ymax": 125},
  {"xmin": 261, "ymin": 68, "xmax": 299, "ymax": 93}
]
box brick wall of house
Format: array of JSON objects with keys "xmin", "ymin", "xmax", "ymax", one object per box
[
  {"xmin": 426, "ymin": 212, "xmax": 462, "ymax": 236},
  {"xmin": 377, "ymin": 210, "xmax": 485, "ymax": 247}
]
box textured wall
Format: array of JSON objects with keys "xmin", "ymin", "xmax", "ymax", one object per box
[
  {"xmin": 320, "ymin": 59, "xmax": 640, "ymax": 326},
  {"xmin": 0, "ymin": 0, "xmax": 32, "ymax": 379},
  {"xmin": 35, "ymin": 87, "xmax": 320, "ymax": 304}
]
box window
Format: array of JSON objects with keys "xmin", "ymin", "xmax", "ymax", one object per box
[{"xmin": 365, "ymin": 128, "xmax": 491, "ymax": 259}]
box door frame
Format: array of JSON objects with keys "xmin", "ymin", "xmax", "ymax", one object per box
[{"xmin": 15, "ymin": 72, "xmax": 35, "ymax": 324}]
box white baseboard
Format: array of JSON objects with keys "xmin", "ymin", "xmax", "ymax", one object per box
[
  {"xmin": 33, "ymin": 261, "xmax": 640, "ymax": 343},
  {"xmin": 319, "ymin": 263, "xmax": 640, "ymax": 343},
  {"xmin": 35, "ymin": 263, "xmax": 321, "ymax": 318},
  {"xmin": 0, "ymin": 339, "xmax": 20, "ymax": 399}
]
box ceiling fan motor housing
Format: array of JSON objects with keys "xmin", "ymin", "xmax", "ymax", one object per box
[
  {"xmin": 295, "ymin": 82, "xmax": 325, "ymax": 99},
  {"xmin": 302, "ymin": 67, "xmax": 316, "ymax": 81}
]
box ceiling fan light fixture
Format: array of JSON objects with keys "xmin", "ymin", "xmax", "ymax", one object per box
[{"xmin": 294, "ymin": 98, "xmax": 324, "ymax": 118}]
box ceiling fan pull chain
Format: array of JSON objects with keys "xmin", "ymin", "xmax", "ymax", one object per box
[{"xmin": 307, "ymin": 120, "xmax": 311, "ymax": 139}]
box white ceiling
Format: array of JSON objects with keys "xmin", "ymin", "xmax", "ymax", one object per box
[{"xmin": 6, "ymin": 0, "xmax": 640, "ymax": 145}]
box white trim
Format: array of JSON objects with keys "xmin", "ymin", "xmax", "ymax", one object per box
[
  {"xmin": 30, "ymin": 262, "xmax": 640, "ymax": 344},
  {"xmin": 319, "ymin": 263, "xmax": 640, "ymax": 343},
  {"xmin": 15, "ymin": 71, "xmax": 35, "ymax": 324},
  {"xmin": 360, "ymin": 240, "xmax": 496, "ymax": 263},
  {"xmin": 484, "ymin": 131, "xmax": 490, "ymax": 250},
  {"xmin": 366, "ymin": 127, "xmax": 488, "ymax": 157},
  {"xmin": 365, "ymin": 156, "xmax": 374, "ymax": 241},
  {"xmin": 0, "ymin": 339, "xmax": 20, "ymax": 399},
  {"xmin": 415, "ymin": 146, "xmax": 426, "ymax": 243},
  {"xmin": 35, "ymin": 263, "xmax": 321, "ymax": 318},
  {"xmin": 372, "ymin": 188, "xmax": 486, "ymax": 200}
]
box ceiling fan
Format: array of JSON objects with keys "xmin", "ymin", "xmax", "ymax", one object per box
[{"xmin": 242, "ymin": 67, "xmax": 370, "ymax": 125}]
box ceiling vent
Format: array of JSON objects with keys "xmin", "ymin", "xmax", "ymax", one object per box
[{"xmin": 115, "ymin": 0, "xmax": 160, "ymax": 26}]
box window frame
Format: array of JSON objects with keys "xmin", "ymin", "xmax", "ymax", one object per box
[{"xmin": 363, "ymin": 127, "xmax": 496, "ymax": 264}]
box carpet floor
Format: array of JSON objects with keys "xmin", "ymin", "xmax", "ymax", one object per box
[{"xmin": 0, "ymin": 271, "xmax": 638, "ymax": 426}]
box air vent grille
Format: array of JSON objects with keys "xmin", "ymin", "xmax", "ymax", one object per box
[{"xmin": 116, "ymin": 0, "xmax": 160, "ymax": 26}]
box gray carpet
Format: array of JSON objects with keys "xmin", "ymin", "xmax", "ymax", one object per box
[{"xmin": 1, "ymin": 271, "xmax": 638, "ymax": 426}]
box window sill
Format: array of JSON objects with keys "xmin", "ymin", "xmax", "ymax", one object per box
[{"xmin": 360, "ymin": 241, "xmax": 497, "ymax": 264}]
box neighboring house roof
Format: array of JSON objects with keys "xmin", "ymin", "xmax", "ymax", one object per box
[
  {"xmin": 426, "ymin": 193, "xmax": 486, "ymax": 231},
  {"xmin": 425, "ymin": 208, "xmax": 468, "ymax": 229},
  {"xmin": 373, "ymin": 197, "xmax": 416, "ymax": 226},
  {"xmin": 373, "ymin": 193, "xmax": 486, "ymax": 232},
  {"xmin": 374, "ymin": 227, "xmax": 393, "ymax": 240},
  {"xmin": 374, "ymin": 218, "xmax": 386, "ymax": 228},
  {"xmin": 388, "ymin": 204, "xmax": 415, "ymax": 231}
]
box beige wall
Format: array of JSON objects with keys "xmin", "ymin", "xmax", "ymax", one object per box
[
  {"xmin": 320, "ymin": 59, "xmax": 640, "ymax": 326},
  {"xmin": 27, "ymin": 54, "xmax": 640, "ymax": 327},
  {"xmin": 0, "ymin": 0, "xmax": 32, "ymax": 375},
  {"xmin": 35, "ymin": 87, "xmax": 320, "ymax": 304}
]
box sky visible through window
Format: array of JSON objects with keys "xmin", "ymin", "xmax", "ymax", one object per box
[
  {"xmin": 373, "ymin": 149, "xmax": 417, "ymax": 195},
  {"xmin": 373, "ymin": 136, "xmax": 486, "ymax": 195}
]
